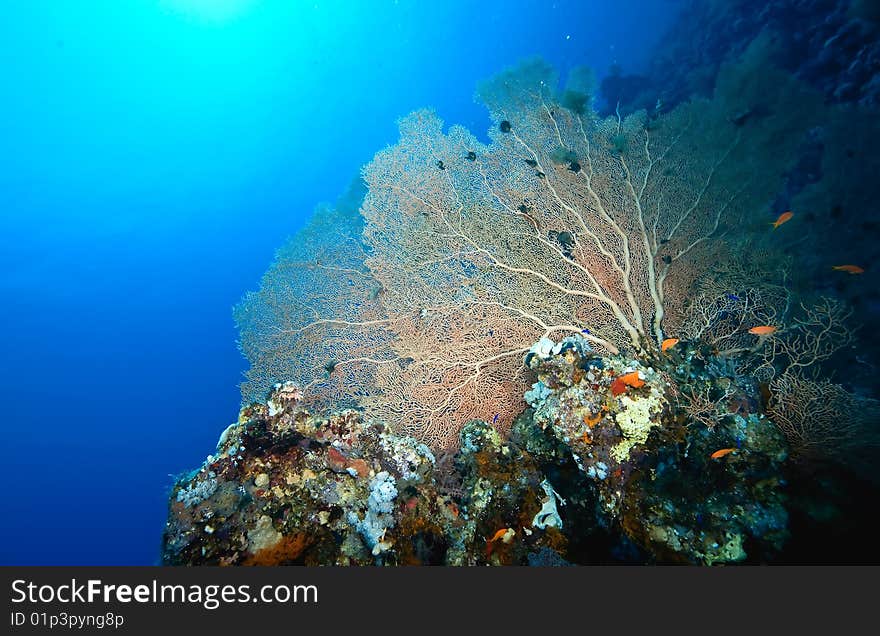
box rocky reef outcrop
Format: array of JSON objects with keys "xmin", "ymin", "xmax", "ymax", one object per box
[
  {"xmin": 520, "ymin": 335, "xmax": 789, "ymax": 565},
  {"xmin": 163, "ymin": 335, "xmax": 791, "ymax": 566}
]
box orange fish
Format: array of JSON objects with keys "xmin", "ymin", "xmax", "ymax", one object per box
[
  {"xmin": 832, "ymin": 265, "xmax": 865, "ymax": 274},
  {"xmin": 489, "ymin": 528, "xmax": 513, "ymax": 542},
  {"xmin": 710, "ymin": 448, "xmax": 736, "ymax": 459},
  {"xmin": 748, "ymin": 325, "xmax": 777, "ymax": 336},
  {"xmin": 661, "ymin": 337, "xmax": 680, "ymax": 352},
  {"xmin": 771, "ymin": 211, "xmax": 794, "ymax": 229}
]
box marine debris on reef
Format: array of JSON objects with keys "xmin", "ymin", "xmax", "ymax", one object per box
[{"xmin": 163, "ymin": 334, "xmax": 792, "ymax": 566}]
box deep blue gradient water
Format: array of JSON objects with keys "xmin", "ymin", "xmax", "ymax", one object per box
[{"xmin": 0, "ymin": 1, "xmax": 679, "ymax": 564}]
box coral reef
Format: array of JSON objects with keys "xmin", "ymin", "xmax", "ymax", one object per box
[
  {"xmin": 235, "ymin": 45, "xmax": 824, "ymax": 451},
  {"xmin": 447, "ymin": 419, "xmax": 570, "ymax": 565},
  {"xmin": 214, "ymin": 14, "xmax": 879, "ymax": 563},
  {"xmin": 163, "ymin": 380, "xmax": 568, "ymax": 566},
  {"xmin": 163, "ymin": 381, "xmax": 453, "ymax": 565},
  {"xmin": 521, "ymin": 334, "xmax": 789, "ymax": 564},
  {"xmin": 164, "ymin": 334, "xmax": 791, "ymax": 566}
]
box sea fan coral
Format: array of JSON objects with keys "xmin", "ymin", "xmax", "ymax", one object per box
[{"xmin": 236, "ymin": 44, "xmax": 825, "ymax": 450}]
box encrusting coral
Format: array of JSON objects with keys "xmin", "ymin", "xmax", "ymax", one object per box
[
  {"xmin": 163, "ymin": 380, "xmax": 576, "ymax": 566},
  {"xmin": 521, "ymin": 334, "xmax": 789, "ymax": 564},
  {"xmin": 164, "ymin": 332, "xmax": 790, "ymax": 566},
  {"xmin": 164, "ymin": 381, "xmax": 453, "ymax": 565}
]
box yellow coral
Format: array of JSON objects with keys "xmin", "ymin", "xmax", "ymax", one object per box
[{"xmin": 611, "ymin": 394, "xmax": 662, "ymax": 462}]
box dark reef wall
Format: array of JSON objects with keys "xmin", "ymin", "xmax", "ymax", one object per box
[{"xmin": 602, "ymin": 0, "xmax": 880, "ymax": 114}]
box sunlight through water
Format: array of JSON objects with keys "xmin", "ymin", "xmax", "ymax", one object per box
[{"xmin": 161, "ymin": 0, "xmax": 258, "ymax": 23}]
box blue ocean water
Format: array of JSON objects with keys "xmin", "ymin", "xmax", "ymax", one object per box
[{"xmin": 0, "ymin": 1, "xmax": 679, "ymax": 564}]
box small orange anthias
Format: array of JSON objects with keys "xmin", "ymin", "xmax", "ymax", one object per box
[
  {"xmin": 661, "ymin": 337, "xmax": 679, "ymax": 352},
  {"xmin": 771, "ymin": 210, "xmax": 794, "ymax": 229},
  {"xmin": 748, "ymin": 325, "xmax": 777, "ymax": 336},
  {"xmin": 710, "ymin": 448, "xmax": 736, "ymax": 459},
  {"xmin": 611, "ymin": 371, "xmax": 645, "ymax": 396},
  {"xmin": 486, "ymin": 528, "xmax": 515, "ymax": 558},
  {"xmin": 832, "ymin": 264, "xmax": 865, "ymax": 274}
]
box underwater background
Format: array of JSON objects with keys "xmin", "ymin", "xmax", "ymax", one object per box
[{"xmin": 2, "ymin": 0, "xmax": 879, "ymax": 565}]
